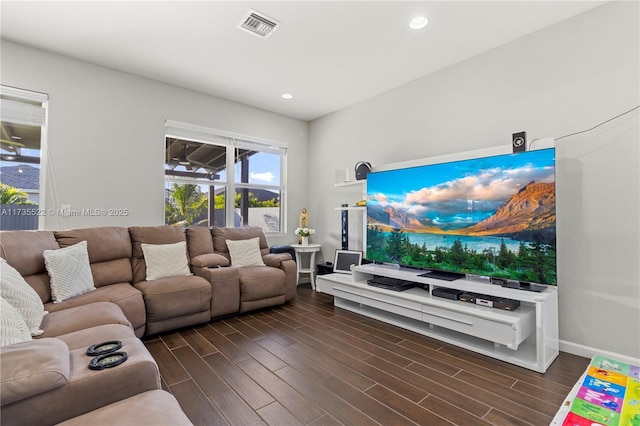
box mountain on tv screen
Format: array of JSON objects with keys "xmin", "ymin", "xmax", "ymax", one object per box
[{"xmin": 366, "ymin": 148, "xmax": 556, "ymax": 285}]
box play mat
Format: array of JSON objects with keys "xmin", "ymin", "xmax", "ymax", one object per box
[{"xmin": 551, "ymin": 355, "xmax": 640, "ymax": 425}]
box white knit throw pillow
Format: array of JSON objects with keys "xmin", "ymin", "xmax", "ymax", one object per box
[
  {"xmin": 0, "ymin": 258, "xmax": 47, "ymax": 336},
  {"xmin": 141, "ymin": 241, "xmax": 192, "ymax": 281},
  {"xmin": 43, "ymin": 240, "xmax": 95, "ymax": 303},
  {"xmin": 226, "ymin": 237, "xmax": 265, "ymax": 267},
  {"xmin": 0, "ymin": 296, "xmax": 33, "ymax": 347}
]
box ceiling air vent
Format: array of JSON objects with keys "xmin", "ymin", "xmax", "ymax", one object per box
[{"xmin": 238, "ymin": 9, "xmax": 281, "ymax": 39}]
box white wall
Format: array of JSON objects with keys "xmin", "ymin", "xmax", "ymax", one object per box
[
  {"xmin": 0, "ymin": 40, "xmax": 309, "ymax": 247},
  {"xmin": 309, "ymin": 2, "xmax": 639, "ymax": 361}
]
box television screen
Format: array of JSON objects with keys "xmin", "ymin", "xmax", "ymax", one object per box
[{"xmin": 366, "ymin": 148, "xmax": 556, "ymax": 285}]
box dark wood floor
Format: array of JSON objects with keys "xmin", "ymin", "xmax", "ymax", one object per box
[{"xmin": 143, "ymin": 284, "xmax": 589, "ymax": 426}]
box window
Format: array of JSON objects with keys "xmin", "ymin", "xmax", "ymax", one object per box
[
  {"xmin": 0, "ymin": 86, "xmax": 48, "ymax": 230},
  {"xmin": 164, "ymin": 121, "xmax": 286, "ymax": 234}
]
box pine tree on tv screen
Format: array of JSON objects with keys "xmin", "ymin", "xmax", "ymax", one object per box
[{"xmin": 366, "ymin": 148, "xmax": 556, "ymax": 285}]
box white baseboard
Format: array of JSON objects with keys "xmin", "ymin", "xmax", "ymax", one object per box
[{"xmin": 560, "ymin": 340, "xmax": 640, "ymax": 366}]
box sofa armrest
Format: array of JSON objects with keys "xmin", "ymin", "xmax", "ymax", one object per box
[
  {"xmin": 191, "ymin": 266, "xmax": 240, "ymax": 317},
  {"xmin": 1, "ymin": 338, "xmax": 69, "ymax": 406},
  {"xmin": 262, "ymin": 254, "xmax": 297, "ymax": 302},
  {"xmin": 190, "ymin": 253, "xmax": 230, "ymax": 268},
  {"xmin": 262, "ymin": 252, "xmax": 292, "ymax": 268}
]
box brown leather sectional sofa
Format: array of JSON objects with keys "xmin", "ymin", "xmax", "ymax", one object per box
[{"xmin": 0, "ymin": 225, "xmax": 296, "ymax": 425}]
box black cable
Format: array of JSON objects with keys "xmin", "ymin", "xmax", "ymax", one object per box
[{"xmin": 555, "ymin": 105, "xmax": 639, "ymax": 142}]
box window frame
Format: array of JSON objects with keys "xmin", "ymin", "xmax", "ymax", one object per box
[
  {"xmin": 164, "ymin": 120, "xmax": 287, "ymax": 234},
  {"xmin": 0, "ymin": 85, "xmax": 49, "ymax": 230}
]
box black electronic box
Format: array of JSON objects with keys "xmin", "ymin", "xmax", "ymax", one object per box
[{"xmin": 432, "ymin": 287, "xmax": 464, "ymax": 300}]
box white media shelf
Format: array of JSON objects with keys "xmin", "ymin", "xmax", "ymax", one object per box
[{"xmin": 316, "ymin": 263, "xmax": 559, "ymax": 373}]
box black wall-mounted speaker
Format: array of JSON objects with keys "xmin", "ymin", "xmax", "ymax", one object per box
[
  {"xmin": 355, "ymin": 162, "xmax": 372, "ymax": 180},
  {"xmin": 512, "ymin": 132, "xmax": 527, "ymax": 153}
]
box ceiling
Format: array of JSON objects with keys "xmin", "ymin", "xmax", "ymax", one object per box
[{"xmin": 0, "ymin": 1, "xmax": 606, "ymax": 121}]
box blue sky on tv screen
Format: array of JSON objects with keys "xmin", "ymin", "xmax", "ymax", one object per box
[{"xmin": 367, "ymin": 149, "xmax": 555, "ymax": 229}]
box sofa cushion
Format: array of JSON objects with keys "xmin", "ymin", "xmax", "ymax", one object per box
[
  {"xmin": 134, "ymin": 273, "xmax": 211, "ymax": 335},
  {"xmin": 88, "ymin": 258, "xmax": 134, "ymax": 289},
  {"xmin": 55, "ymin": 227, "xmax": 132, "ymax": 264},
  {"xmin": 57, "ymin": 390, "xmax": 192, "ymax": 426},
  {"xmin": 186, "ymin": 226, "xmax": 214, "ymax": 259},
  {"xmin": 141, "ymin": 241, "xmax": 192, "ymax": 280},
  {"xmin": 0, "ymin": 258, "xmax": 47, "ymax": 336},
  {"xmin": 0, "ymin": 230, "xmax": 59, "ymax": 303},
  {"xmin": 38, "ymin": 301, "xmax": 131, "ymax": 338},
  {"xmin": 42, "ymin": 284, "xmax": 145, "ymax": 337},
  {"xmin": 129, "ymin": 226, "xmax": 187, "ymax": 284},
  {"xmin": 134, "ymin": 275, "xmax": 210, "ymax": 323},
  {"xmin": 55, "ymin": 324, "xmax": 135, "ymax": 351},
  {"xmin": 0, "ymin": 296, "xmax": 33, "ymax": 347},
  {"xmin": 211, "ymin": 226, "xmax": 269, "ymax": 256},
  {"xmin": 54, "ymin": 227, "xmax": 133, "ymax": 287},
  {"xmin": 238, "ymin": 266, "xmax": 285, "ymax": 302},
  {"xmin": 43, "ymin": 241, "xmax": 95, "ymax": 303},
  {"xmin": 0, "ymin": 338, "xmax": 69, "ymax": 406},
  {"xmin": 226, "ymin": 237, "xmax": 266, "ymax": 267}
]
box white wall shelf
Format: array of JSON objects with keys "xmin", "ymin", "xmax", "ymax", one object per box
[
  {"xmin": 334, "ymin": 180, "xmax": 365, "ymax": 188},
  {"xmin": 334, "ymin": 206, "xmax": 366, "ymax": 211},
  {"xmin": 334, "ymin": 179, "xmax": 367, "ymax": 253},
  {"xmin": 316, "ymin": 263, "xmax": 559, "ymax": 373}
]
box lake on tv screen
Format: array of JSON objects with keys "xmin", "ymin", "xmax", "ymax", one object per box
[{"xmin": 399, "ymin": 232, "xmax": 521, "ymax": 252}]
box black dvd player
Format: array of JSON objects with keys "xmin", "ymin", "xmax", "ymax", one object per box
[{"xmin": 367, "ymin": 277, "xmax": 419, "ymax": 292}]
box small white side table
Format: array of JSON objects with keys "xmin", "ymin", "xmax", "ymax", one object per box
[{"xmin": 290, "ymin": 243, "xmax": 321, "ymax": 289}]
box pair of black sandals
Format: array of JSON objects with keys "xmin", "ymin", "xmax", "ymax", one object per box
[{"xmin": 86, "ymin": 341, "xmax": 128, "ymax": 370}]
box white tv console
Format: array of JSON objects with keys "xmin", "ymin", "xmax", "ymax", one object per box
[{"xmin": 316, "ymin": 264, "xmax": 558, "ymax": 373}]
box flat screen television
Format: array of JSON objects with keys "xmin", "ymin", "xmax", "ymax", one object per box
[{"xmin": 366, "ymin": 148, "xmax": 556, "ymax": 285}]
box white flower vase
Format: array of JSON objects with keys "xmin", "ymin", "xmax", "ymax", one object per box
[{"xmin": 301, "ymin": 236, "xmax": 309, "ymax": 246}]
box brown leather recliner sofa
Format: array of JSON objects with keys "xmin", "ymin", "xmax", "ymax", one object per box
[
  {"xmin": 186, "ymin": 226, "xmax": 296, "ymax": 317},
  {"xmin": 0, "ymin": 225, "xmax": 296, "ymax": 425}
]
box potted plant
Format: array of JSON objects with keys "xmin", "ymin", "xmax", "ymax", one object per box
[{"xmin": 294, "ymin": 227, "xmax": 315, "ymax": 245}]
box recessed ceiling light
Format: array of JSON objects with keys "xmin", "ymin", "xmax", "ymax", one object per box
[
  {"xmin": 281, "ymin": 93, "xmax": 294, "ymax": 100},
  {"xmin": 409, "ymin": 16, "xmax": 429, "ymax": 30}
]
